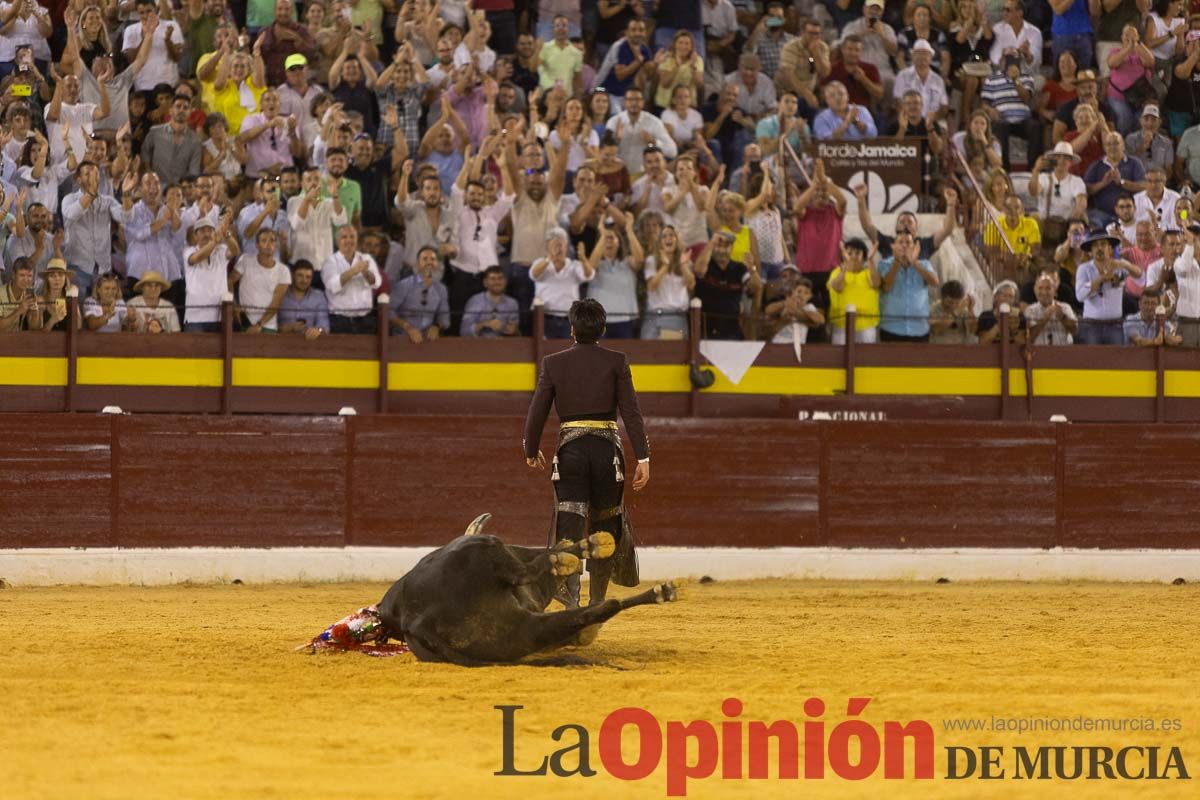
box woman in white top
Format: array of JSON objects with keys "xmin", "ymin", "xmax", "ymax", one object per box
[
  {"xmin": 548, "ymin": 98, "xmax": 599, "ymax": 175},
  {"xmin": 581, "ymin": 214, "xmax": 644, "ymax": 338},
  {"xmin": 661, "ymin": 155, "xmax": 709, "ymax": 251},
  {"xmin": 83, "ymin": 272, "xmax": 135, "ymax": 332},
  {"xmin": 660, "ymin": 86, "xmax": 704, "ymax": 149},
  {"xmin": 0, "ymin": 0, "xmax": 52, "ymax": 72},
  {"xmin": 1028, "ymin": 143, "xmax": 1087, "ymax": 230},
  {"xmin": 642, "ymin": 224, "xmax": 695, "ymax": 339},
  {"xmin": 744, "ymin": 170, "xmax": 788, "ymax": 280},
  {"xmin": 1146, "ymin": 0, "xmax": 1186, "ymax": 63},
  {"xmin": 16, "ymin": 129, "xmax": 74, "ymax": 215},
  {"xmin": 201, "ymin": 112, "xmax": 247, "ymax": 180}
]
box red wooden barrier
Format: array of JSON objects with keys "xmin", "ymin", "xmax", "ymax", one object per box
[{"xmin": 0, "ymin": 415, "xmax": 1194, "ymax": 550}]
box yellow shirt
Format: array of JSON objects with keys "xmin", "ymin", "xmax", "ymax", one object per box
[
  {"xmin": 829, "ymin": 266, "xmax": 880, "ymax": 331},
  {"xmin": 721, "ymin": 224, "xmax": 753, "ymax": 265},
  {"xmin": 985, "ymin": 215, "xmax": 1041, "ymax": 255},
  {"xmin": 210, "ymin": 78, "xmax": 266, "ymax": 139}
]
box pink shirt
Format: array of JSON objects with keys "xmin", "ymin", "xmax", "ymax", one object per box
[
  {"xmin": 795, "ymin": 203, "xmax": 844, "ymax": 274},
  {"xmin": 240, "ymin": 113, "xmax": 294, "ymax": 178},
  {"xmin": 1124, "ymin": 244, "xmax": 1160, "ymax": 296},
  {"xmin": 1107, "ymin": 52, "xmax": 1148, "ymax": 102}
]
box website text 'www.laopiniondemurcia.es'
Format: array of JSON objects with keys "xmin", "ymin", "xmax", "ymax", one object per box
[{"xmin": 494, "ymin": 700, "xmax": 1191, "ymax": 796}]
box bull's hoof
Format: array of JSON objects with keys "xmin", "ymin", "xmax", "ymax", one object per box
[
  {"xmin": 554, "ymin": 533, "xmax": 616, "ymax": 560},
  {"xmin": 580, "ymin": 532, "xmax": 616, "ymax": 560},
  {"xmin": 574, "ymin": 624, "xmax": 602, "ymax": 646},
  {"xmin": 654, "ymin": 582, "xmax": 678, "ymax": 604},
  {"xmin": 549, "ymin": 552, "xmax": 582, "ymax": 576}
]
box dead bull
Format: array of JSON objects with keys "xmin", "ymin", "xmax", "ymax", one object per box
[{"xmin": 378, "ymin": 514, "xmax": 677, "ymax": 665}]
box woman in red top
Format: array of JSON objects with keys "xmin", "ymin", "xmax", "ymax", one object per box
[
  {"xmin": 1041, "ymin": 51, "xmax": 1080, "ymax": 128},
  {"xmin": 1062, "ymin": 103, "xmax": 1106, "ymax": 177}
]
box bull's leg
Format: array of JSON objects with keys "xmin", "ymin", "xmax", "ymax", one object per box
[
  {"xmin": 523, "ymin": 583, "xmax": 678, "ymax": 653},
  {"xmin": 486, "ymin": 540, "xmax": 581, "ymax": 587}
]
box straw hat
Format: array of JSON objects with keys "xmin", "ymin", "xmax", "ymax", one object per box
[
  {"xmin": 39, "ymin": 258, "xmax": 72, "ymax": 277},
  {"xmin": 1049, "ymin": 141, "xmax": 1081, "ymax": 163},
  {"xmin": 133, "ymin": 271, "xmax": 171, "ymax": 292}
]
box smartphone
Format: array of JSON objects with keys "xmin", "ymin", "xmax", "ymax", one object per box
[
  {"xmin": 1188, "ymin": 30, "xmax": 1200, "ymax": 43},
  {"xmin": 11, "ymin": 84, "xmax": 31, "ymax": 97},
  {"xmin": 55, "ymin": 298, "xmax": 66, "ymax": 316}
]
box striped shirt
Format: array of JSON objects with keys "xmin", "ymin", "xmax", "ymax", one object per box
[{"xmin": 981, "ymin": 74, "xmax": 1035, "ymax": 122}]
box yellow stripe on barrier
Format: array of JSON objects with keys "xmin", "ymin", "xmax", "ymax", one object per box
[
  {"xmin": 1028, "ymin": 369, "xmax": 1155, "ymax": 398},
  {"xmin": 235, "ymin": 358, "xmax": 379, "ymax": 389},
  {"xmin": 705, "ymin": 366, "xmax": 846, "ymax": 395},
  {"xmin": 632, "ymin": 364, "xmax": 692, "ymax": 393},
  {"xmin": 1165, "ymin": 370, "xmax": 1200, "ymax": 398},
  {"xmin": 0, "ymin": 356, "xmax": 67, "ymax": 386},
  {"xmin": 0, "ymin": 356, "xmax": 1183, "ymax": 401},
  {"xmin": 78, "ymin": 357, "xmax": 223, "ymax": 387},
  {"xmin": 388, "ymin": 361, "xmax": 535, "ymax": 392},
  {"xmin": 856, "ymin": 367, "xmax": 1001, "ymax": 396}
]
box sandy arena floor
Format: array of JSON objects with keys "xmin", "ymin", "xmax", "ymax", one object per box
[{"xmin": 1, "ymin": 579, "xmax": 1197, "ymax": 799}]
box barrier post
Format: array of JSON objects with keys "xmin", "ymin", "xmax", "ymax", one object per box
[
  {"xmin": 844, "ymin": 306, "xmax": 856, "ymax": 396},
  {"xmin": 65, "ymin": 287, "xmax": 78, "ymax": 412},
  {"xmin": 220, "ymin": 293, "xmax": 234, "ymax": 415},
  {"xmin": 999, "ymin": 303, "xmax": 1011, "ymax": 420},
  {"xmin": 376, "ymin": 294, "xmax": 390, "ymax": 414},
  {"xmin": 689, "ymin": 298, "xmax": 702, "ymax": 417},
  {"xmin": 1155, "ymin": 304, "xmax": 1166, "ymax": 423}
]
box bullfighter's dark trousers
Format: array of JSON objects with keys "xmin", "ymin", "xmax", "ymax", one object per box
[{"xmin": 554, "ymin": 434, "xmax": 625, "ymax": 606}]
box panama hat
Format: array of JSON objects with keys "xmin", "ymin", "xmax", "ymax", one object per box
[
  {"xmin": 1080, "ymin": 230, "xmax": 1120, "ymax": 252},
  {"xmin": 133, "ymin": 271, "xmax": 172, "ymax": 292},
  {"xmin": 1049, "ymin": 141, "xmax": 1081, "ymax": 163}
]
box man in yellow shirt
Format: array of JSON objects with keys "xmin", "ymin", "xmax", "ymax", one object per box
[
  {"xmin": 537, "ymin": 15, "xmax": 583, "ymax": 96},
  {"xmin": 987, "ymin": 194, "xmax": 1042, "ymax": 260}
]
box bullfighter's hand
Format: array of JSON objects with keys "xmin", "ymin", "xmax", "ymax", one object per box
[
  {"xmin": 632, "ymin": 460, "xmax": 650, "ymax": 491},
  {"xmin": 526, "ymin": 450, "xmax": 546, "ymax": 469}
]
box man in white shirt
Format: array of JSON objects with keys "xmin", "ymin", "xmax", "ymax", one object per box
[
  {"xmin": 45, "ymin": 72, "xmax": 109, "ymax": 164},
  {"xmin": 990, "ymin": 1, "xmax": 1043, "ymax": 78},
  {"xmin": 630, "ymin": 146, "xmax": 677, "ymax": 216},
  {"xmin": 1133, "ymin": 167, "xmax": 1181, "ymax": 232},
  {"xmin": 182, "ymin": 216, "xmax": 240, "ymax": 333},
  {"xmin": 1145, "ymin": 228, "xmax": 1200, "ymax": 345},
  {"xmin": 1024, "ymin": 272, "xmax": 1079, "ymax": 345},
  {"xmin": 288, "ymin": 167, "xmax": 347, "ymax": 271},
  {"xmin": 891, "ymin": 41, "xmax": 947, "ymax": 122},
  {"xmin": 321, "ymin": 224, "xmax": 382, "ymax": 333},
  {"xmin": 449, "ymin": 165, "xmax": 515, "ymax": 331},
  {"xmin": 122, "ymin": 0, "xmax": 185, "ymax": 91},
  {"xmin": 531, "ymin": 227, "xmax": 594, "ymax": 337},
  {"xmin": 231, "ymin": 228, "xmax": 291, "ymax": 332},
  {"xmin": 604, "ymin": 87, "xmax": 677, "ymax": 177}
]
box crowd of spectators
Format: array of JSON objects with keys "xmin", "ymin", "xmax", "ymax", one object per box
[{"xmin": 0, "ymin": 0, "xmax": 1197, "ymax": 348}]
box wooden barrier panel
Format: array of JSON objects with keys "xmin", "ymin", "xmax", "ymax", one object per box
[
  {"xmin": 824, "ymin": 424, "xmax": 1058, "ymax": 548},
  {"xmin": 114, "ymin": 416, "xmax": 346, "ymax": 547},
  {"xmin": 1060, "ymin": 425, "xmax": 1200, "ymax": 549},
  {"xmin": 1, "ymin": 415, "xmax": 1198, "ymax": 550},
  {"xmin": 0, "ymin": 416, "xmax": 113, "ymax": 548}
]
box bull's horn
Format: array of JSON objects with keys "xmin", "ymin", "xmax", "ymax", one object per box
[{"xmin": 464, "ymin": 513, "xmax": 492, "ymax": 536}]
